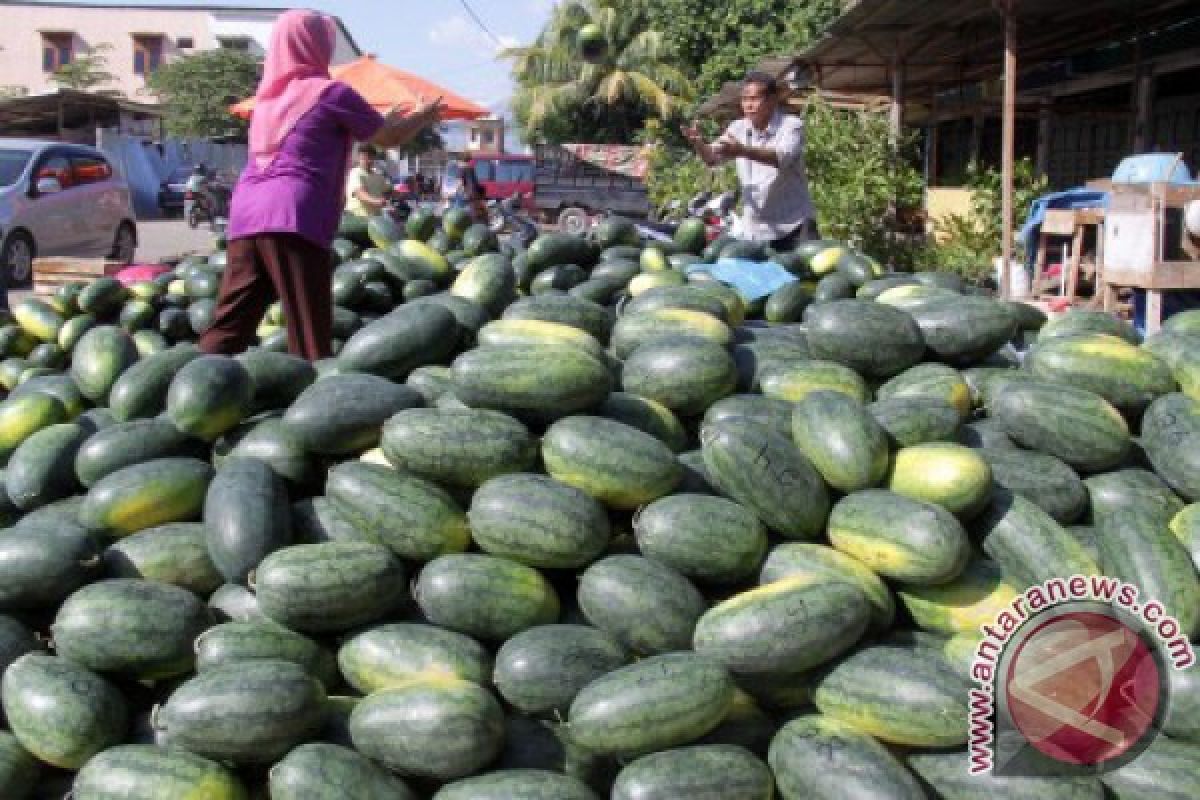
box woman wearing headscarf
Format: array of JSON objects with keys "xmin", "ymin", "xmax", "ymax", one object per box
[{"xmin": 198, "ymin": 9, "xmax": 443, "ymax": 361}]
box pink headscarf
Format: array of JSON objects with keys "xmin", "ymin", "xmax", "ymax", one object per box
[{"xmin": 248, "ymin": 9, "xmax": 337, "ymax": 170}]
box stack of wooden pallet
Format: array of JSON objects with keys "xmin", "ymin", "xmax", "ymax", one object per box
[{"xmin": 32, "ymin": 258, "xmax": 123, "ymax": 297}]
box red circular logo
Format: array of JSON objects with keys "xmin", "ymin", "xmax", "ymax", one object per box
[{"xmin": 1004, "ymin": 611, "xmax": 1161, "ymax": 766}]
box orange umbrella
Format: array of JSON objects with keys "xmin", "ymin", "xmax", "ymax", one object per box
[{"xmin": 230, "ymin": 54, "xmax": 489, "ymax": 121}]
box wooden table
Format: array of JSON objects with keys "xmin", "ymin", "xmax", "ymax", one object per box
[
  {"xmin": 33, "ymin": 257, "xmax": 123, "ymax": 297},
  {"xmin": 1031, "ymin": 208, "xmax": 1105, "ymax": 301},
  {"xmin": 1101, "ymin": 264, "xmax": 1200, "ymax": 333}
]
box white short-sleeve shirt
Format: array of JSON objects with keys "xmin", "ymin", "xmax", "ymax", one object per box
[{"xmin": 723, "ymin": 111, "xmax": 816, "ymax": 242}]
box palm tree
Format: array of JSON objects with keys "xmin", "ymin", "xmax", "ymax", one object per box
[{"xmin": 505, "ymin": 1, "xmax": 692, "ymax": 143}]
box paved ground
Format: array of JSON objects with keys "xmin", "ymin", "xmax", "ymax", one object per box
[{"xmin": 134, "ymin": 217, "xmax": 221, "ymax": 264}]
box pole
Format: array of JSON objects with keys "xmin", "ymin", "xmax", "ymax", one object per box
[
  {"xmin": 890, "ymin": 55, "xmax": 905, "ymax": 144},
  {"xmin": 1000, "ymin": 0, "xmax": 1017, "ymax": 299}
]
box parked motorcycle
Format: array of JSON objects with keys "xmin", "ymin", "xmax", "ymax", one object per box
[
  {"xmin": 185, "ymin": 178, "xmax": 231, "ymax": 230},
  {"xmin": 489, "ymin": 193, "xmax": 540, "ymax": 250}
]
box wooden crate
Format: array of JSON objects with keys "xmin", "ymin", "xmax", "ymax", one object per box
[{"xmin": 33, "ymin": 258, "xmax": 123, "ymax": 296}]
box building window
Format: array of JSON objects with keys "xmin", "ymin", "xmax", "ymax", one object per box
[
  {"xmin": 133, "ymin": 35, "xmax": 164, "ymax": 75},
  {"xmin": 219, "ymin": 37, "xmax": 251, "ymax": 51},
  {"xmin": 41, "ymin": 33, "xmax": 74, "ymax": 73},
  {"xmin": 177, "ymin": 36, "xmax": 194, "ymax": 49}
]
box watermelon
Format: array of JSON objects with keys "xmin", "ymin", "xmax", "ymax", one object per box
[
  {"xmin": 204, "ymin": 456, "xmax": 292, "ymax": 583},
  {"xmin": 869, "ymin": 395, "xmax": 961, "ymax": 448},
  {"xmin": 415, "ymin": 554, "xmax": 559, "ymax": 641},
  {"xmin": 701, "ymin": 418, "xmax": 829, "ymax": 539},
  {"xmin": 108, "ymin": 343, "xmax": 202, "ymax": 421},
  {"xmin": 694, "ymin": 575, "xmax": 869, "ymax": 675},
  {"xmin": 759, "ymin": 359, "xmax": 867, "ymax": 404},
  {"xmin": 70, "ymin": 330, "xmax": 142, "ymax": 408},
  {"xmin": 349, "ymin": 676, "xmax": 505, "ymax": 781},
  {"xmin": 805, "ymin": 299, "xmax": 925, "ymax": 378},
  {"xmin": 1039, "ymin": 308, "xmax": 1139, "ymax": 344},
  {"xmin": 613, "ymin": 745, "xmax": 772, "ymax": 800},
  {"xmin": 339, "ymin": 302, "xmax": 460, "ymax": 379},
  {"xmin": 792, "ymin": 390, "xmax": 888, "ymax": 492},
  {"xmin": 453, "ymin": 344, "xmax": 614, "ymax": 423},
  {"xmin": 1096, "ymin": 506, "xmax": 1200, "ymax": 638},
  {"xmin": 577, "ymin": 554, "xmax": 706, "ymax": 656},
  {"xmin": 503, "ymin": 294, "xmax": 613, "ymax": 342},
  {"xmin": 253, "ymin": 542, "xmax": 406, "ymax": 632},
  {"xmin": 906, "ymin": 295, "xmax": 1018, "ymax": 364},
  {"xmin": 468, "ymin": 473, "xmax": 611, "ymax": 569},
  {"xmin": 338, "ymin": 623, "xmax": 491, "ymax": 694},
  {"xmin": 195, "ymin": 620, "xmax": 337, "ymax": 688},
  {"xmin": 235, "ymin": 349, "xmax": 317, "ymax": 412},
  {"xmin": 974, "ymin": 492, "xmax": 1101, "ymax": 589},
  {"xmin": 74, "ymin": 417, "xmax": 203, "ymax": 488},
  {"xmin": 978, "ymin": 447, "xmax": 1087, "ymax": 523},
  {"xmin": 542, "ymin": 415, "xmax": 681, "ymax": 509},
  {"xmin": 597, "ymin": 392, "xmax": 689, "ymax": 452},
  {"xmin": 157, "ymin": 659, "xmax": 325, "ymax": 764},
  {"xmin": 494, "ymin": 624, "xmax": 628, "ymax": 715},
  {"xmin": 284, "ymin": 373, "xmax": 422, "ymax": 456},
  {"xmin": 896, "ymin": 557, "xmax": 1018, "ymax": 635},
  {"xmin": 381, "ymin": 407, "xmax": 536, "ymax": 488},
  {"xmin": 633, "ymin": 493, "xmax": 767, "ymax": 584},
  {"xmin": 80, "ymin": 457, "xmax": 213, "ymax": 537},
  {"xmin": 270, "ymin": 742, "xmax": 416, "ymax": 800},
  {"xmin": 568, "ymin": 653, "xmax": 734, "ymax": 758},
  {"xmin": 886, "ymin": 442, "xmax": 993, "ymax": 518},
  {"xmin": 166, "ymin": 356, "xmax": 254, "ymax": 441},
  {"xmin": 5, "ymin": 422, "xmax": 87, "ymax": 510},
  {"xmin": 828, "ymin": 489, "xmax": 970, "ymax": 585},
  {"xmin": 51, "ymin": 578, "xmax": 209, "ymax": 679},
  {"xmin": 1141, "ymin": 393, "xmax": 1200, "ymax": 500},
  {"xmin": 326, "ymin": 461, "xmax": 469, "ymax": 560},
  {"xmin": 436, "ymin": 769, "xmax": 599, "ymax": 800},
  {"xmin": 611, "ymin": 309, "xmax": 731, "ymax": 359},
  {"xmin": 814, "ymin": 643, "xmax": 969, "ymax": 747},
  {"xmin": 0, "ymin": 522, "xmax": 101, "ymax": 611},
  {"xmin": 770, "ymin": 714, "xmax": 926, "ymax": 800},
  {"xmin": 621, "ymin": 337, "xmax": 737, "ymax": 416},
  {"xmin": 1026, "ymin": 332, "xmax": 1175, "ymax": 413},
  {"xmin": 2, "ymin": 653, "xmax": 127, "ymax": 769},
  {"xmin": 760, "ymin": 543, "xmax": 895, "ymax": 629}
]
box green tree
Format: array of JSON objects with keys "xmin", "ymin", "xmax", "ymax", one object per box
[
  {"xmin": 144, "ymin": 49, "xmax": 261, "ymax": 138},
  {"xmin": 933, "ymin": 159, "xmax": 1050, "ymax": 282},
  {"xmin": 803, "ymin": 98, "xmax": 927, "ymax": 268},
  {"xmin": 632, "ymin": 0, "xmax": 842, "ymax": 100},
  {"xmin": 506, "ymin": 0, "xmax": 692, "ymax": 143},
  {"xmin": 51, "ymin": 43, "xmax": 122, "ymax": 96}
]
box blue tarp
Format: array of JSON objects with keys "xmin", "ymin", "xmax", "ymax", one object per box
[{"xmin": 685, "ymin": 258, "xmax": 798, "ymax": 302}]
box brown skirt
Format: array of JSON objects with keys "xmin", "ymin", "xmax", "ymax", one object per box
[{"xmin": 197, "ymin": 233, "xmax": 334, "ymax": 362}]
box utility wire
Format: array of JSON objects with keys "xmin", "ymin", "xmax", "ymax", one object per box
[{"xmin": 458, "ymin": 0, "xmax": 507, "ymax": 49}]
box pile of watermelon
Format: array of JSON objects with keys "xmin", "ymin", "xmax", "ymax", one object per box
[{"xmin": 0, "ymin": 205, "xmax": 1198, "ymax": 799}]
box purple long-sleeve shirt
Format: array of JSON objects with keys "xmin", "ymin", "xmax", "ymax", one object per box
[{"xmin": 226, "ymin": 82, "xmax": 385, "ymax": 249}]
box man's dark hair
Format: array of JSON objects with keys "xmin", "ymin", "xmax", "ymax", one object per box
[
  {"xmin": 358, "ymin": 143, "xmax": 379, "ymax": 158},
  {"xmin": 743, "ymin": 71, "xmax": 779, "ymax": 96}
]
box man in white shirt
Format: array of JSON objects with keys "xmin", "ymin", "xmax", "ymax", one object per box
[
  {"xmin": 684, "ymin": 71, "xmax": 819, "ymax": 248},
  {"xmin": 344, "ymin": 144, "xmax": 392, "ymax": 218}
]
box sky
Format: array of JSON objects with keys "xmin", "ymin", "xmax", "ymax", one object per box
[{"xmin": 69, "ymin": 0, "xmax": 559, "ymax": 145}]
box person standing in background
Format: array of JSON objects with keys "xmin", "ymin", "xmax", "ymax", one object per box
[
  {"xmin": 344, "ymin": 143, "xmax": 392, "ymax": 218},
  {"xmin": 683, "ymin": 71, "xmax": 818, "ymax": 249},
  {"xmin": 198, "ymin": 9, "xmax": 442, "ymax": 361}
]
